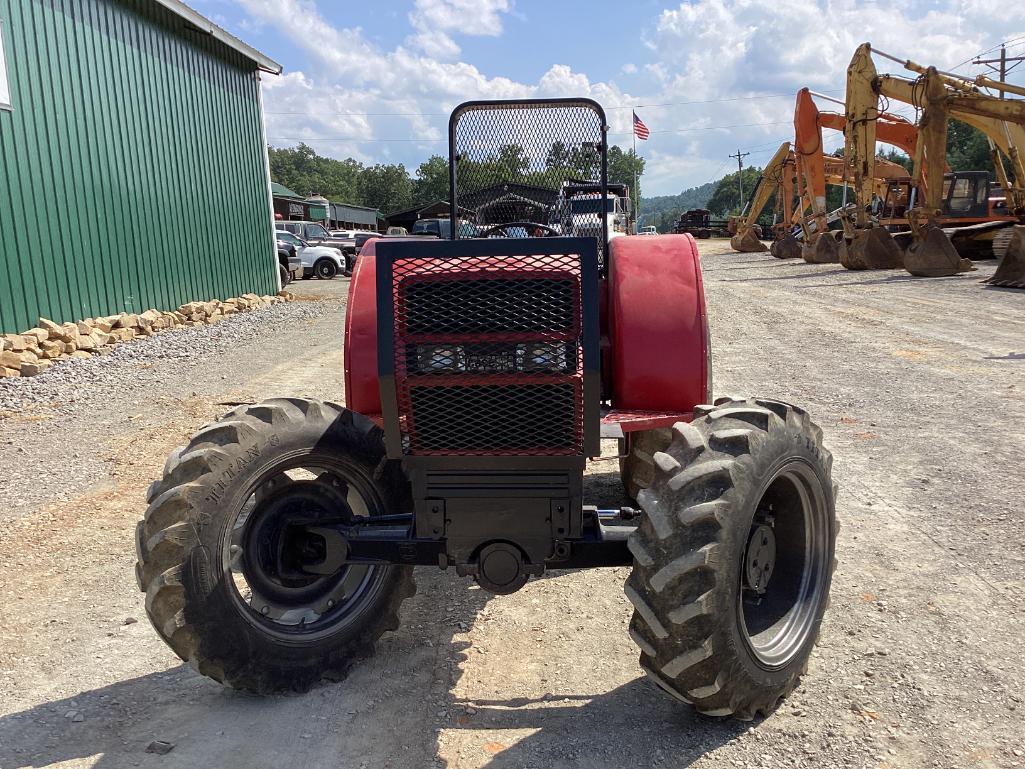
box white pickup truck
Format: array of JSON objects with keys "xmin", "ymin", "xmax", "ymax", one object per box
[{"xmin": 274, "ymin": 230, "xmax": 348, "ymax": 280}]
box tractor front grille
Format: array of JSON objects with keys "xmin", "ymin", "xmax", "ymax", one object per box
[{"xmin": 390, "ymin": 252, "xmax": 584, "ymax": 456}]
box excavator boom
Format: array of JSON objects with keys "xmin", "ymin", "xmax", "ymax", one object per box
[
  {"xmin": 729, "ymin": 142, "xmax": 793, "ymax": 253},
  {"xmin": 848, "ymin": 43, "xmax": 1025, "ymax": 284}
]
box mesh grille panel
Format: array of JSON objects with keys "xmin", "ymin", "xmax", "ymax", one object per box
[
  {"xmin": 451, "ymin": 100, "xmax": 608, "ymax": 266},
  {"xmin": 409, "ymin": 384, "xmax": 577, "ymax": 453},
  {"xmin": 392, "ymin": 250, "xmax": 584, "ymax": 456}
]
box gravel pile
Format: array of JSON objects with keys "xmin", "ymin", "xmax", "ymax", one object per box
[{"xmin": 0, "ymin": 300, "xmax": 332, "ymax": 415}]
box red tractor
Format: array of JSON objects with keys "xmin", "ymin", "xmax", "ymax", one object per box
[{"xmin": 136, "ymin": 99, "xmax": 837, "ymax": 720}]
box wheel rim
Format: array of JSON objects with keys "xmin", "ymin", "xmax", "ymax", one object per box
[
  {"xmin": 221, "ymin": 454, "xmax": 390, "ymax": 642},
  {"xmin": 738, "ymin": 460, "xmax": 830, "ymax": 669},
  {"xmin": 317, "ymin": 262, "xmax": 334, "ymax": 279}
]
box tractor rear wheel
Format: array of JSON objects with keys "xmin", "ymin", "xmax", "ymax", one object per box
[
  {"xmin": 624, "ymin": 397, "xmax": 837, "ymax": 719},
  {"xmin": 135, "ymin": 398, "xmax": 415, "ymax": 693}
]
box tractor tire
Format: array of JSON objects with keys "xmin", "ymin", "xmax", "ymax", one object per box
[
  {"xmin": 314, "ymin": 258, "xmax": 339, "ymax": 280},
  {"xmin": 619, "ymin": 428, "xmax": 672, "ymax": 501},
  {"xmin": 624, "ymin": 397, "xmax": 837, "ymax": 720},
  {"xmin": 135, "ymin": 398, "xmax": 415, "ymax": 693}
]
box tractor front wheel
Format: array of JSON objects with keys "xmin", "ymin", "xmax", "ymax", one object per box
[
  {"xmin": 625, "ymin": 397, "xmax": 837, "ymax": 719},
  {"xmin": 135, "ymin": 398, "xmax": 415, "ymax": 692}
]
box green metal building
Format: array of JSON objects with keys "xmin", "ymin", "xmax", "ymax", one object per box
[{"xmin": 0, "ymin": 0, "xmax": 281, "ymax": 334}]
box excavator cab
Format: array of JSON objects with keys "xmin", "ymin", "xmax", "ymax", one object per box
[{"xmin": 942, "ymin": 172, "xmax": 990, "ymax": 219}]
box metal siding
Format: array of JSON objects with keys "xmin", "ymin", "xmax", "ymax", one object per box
[{"xmin": 0, "ymin": 0, "xmax": 276, "ymax": 334}]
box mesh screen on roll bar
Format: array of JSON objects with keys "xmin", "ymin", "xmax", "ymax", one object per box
[
  {"xmin": 392, "ymin": 250, "xmax": 585, "ymax": 456},
  {"xmin": 449, "ymin": 99, "xmax": 609, "ymax": 269}
]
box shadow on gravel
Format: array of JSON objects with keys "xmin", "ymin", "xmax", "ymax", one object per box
[
  {"xmin": 983, "ymin": 351, "xmax": 1025, "ymax": 360},
  {"xmin": 453, "ymin": 680, "xmax": 746, "ymax": 768},
  {"xmin": 716, "ymin": 268, "xmax": 850, "ymax": 283},
  {"xmin": 0, "ymin": 569, "xmax": 489, "ymax": 769}
]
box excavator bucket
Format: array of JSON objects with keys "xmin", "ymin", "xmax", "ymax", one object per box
[
  {"xmin": 730, "ymin": 228, "xmax": 768, "ymax": 253},
  {"xmin": 985, "ymin": 225, "xmax": 1025, "ymax": 288},
  {"xmin": 802, "ymin": 231, "xmax": 841, "ymax": 264},
  {"xmin": 769, "ymin": 233, "xmax": 801, "ymax": 259},
  {"xmin": 841, "ymin": 227, "xmax": 903, "ymax": 270},
  {"xmin": 905, "ymin": 224, "xmax": 974, "ymax": 277}
]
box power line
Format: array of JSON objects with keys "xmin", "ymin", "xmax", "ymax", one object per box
[
  {"xmin": 267, "ymin": 135, "xmax": 445, "ymax": 143},
  {"xmin": 262, "ymin": 91, "xmax": 847, "ymax": 118},
  {"xmin": 270, "ymin": 119, "xmax": 794, "ymax": 144},
  {"xmin": 729, "ymin": 148, "xmax": 751, "ymax": 208}
]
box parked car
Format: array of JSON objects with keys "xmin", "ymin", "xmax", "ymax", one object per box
[
  {"xmin": 277, "ymin": 221, "xmax": 353, "ymax": 264},
  {"xmin": 330, "ymin": 228, "xmax": 379, "ymax": 240},
  {"xmin": 275, "ymin": 230, "xmax": 347, "ymax": 280},
  {"xmin": 411, "ymin": 218, "xmax": 477, "ymax": 238},
  {"xmin": 276, "ymin": 241, "xmax": 302, "ymax": 286},
  {"xmin": 326, "ymin": 228, "xmax": 378, "ymax": 271}
]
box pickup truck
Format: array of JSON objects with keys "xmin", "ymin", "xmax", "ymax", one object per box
[
  {"xmin": 275, "ymin": 230, "xmax": 347, "ymax": 279},
  {"xmin": 277, "ymin": 221, "xmax": 360, "ymax": 273},
  {"xmin": 277, "ymin": 241, "xmax": 303, "ymax": 286}
]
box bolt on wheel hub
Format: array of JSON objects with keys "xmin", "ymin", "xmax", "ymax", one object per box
[{"xmin": 744, "ymin": 523, "xmax": 776, "ymax": 593}]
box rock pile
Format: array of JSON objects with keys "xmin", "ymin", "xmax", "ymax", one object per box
[{"xmin": 0, "ymin": 293, "xmax": 292, "ymax": 378}]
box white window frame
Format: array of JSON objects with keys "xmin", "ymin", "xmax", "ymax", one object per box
[{"xmin": 0, "ymin": 17, "xmax": 11, "ymax": 110}]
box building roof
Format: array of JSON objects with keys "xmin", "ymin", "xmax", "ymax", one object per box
[
  {"xmin": 271, "ymin": 182, "xmax": 301, "ymax": 199},
  {"xmin": 154, "ymin": 0, "xmax": 282, "ymax": 74}
]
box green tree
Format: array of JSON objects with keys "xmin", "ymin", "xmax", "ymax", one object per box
[
  {"xmin": 358, "ymin": 164, "xmax": 413, "ymax": 214},
  {"xmin": 608, "ymin": 146, "xmax": 645, "ymax": 212},
  {"xmin": 268, "ymin": 143, "xmax": 363, "ymax": 202},
  {"xmin": 411, "ymin": 155, "xmax": 449, "ymax": 206},
  {"xmin": 706, "ymin": 166, "xmax": 765, "ymax": 217},
  {"xmin": 946, "ymin": 118, "xmax": 994, "ymax": 175}
]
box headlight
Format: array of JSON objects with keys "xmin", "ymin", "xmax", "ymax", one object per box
[
  {"xmin": 412, "ymin": 342, "xmax": 573, "ymax": 374},
  {"xmin": 516, "ymin": 342, "xmax": 573, "ymax": 372},
  {"xmin": 415, "ymin": 345, "xmax": 465, "ymax": 372}
]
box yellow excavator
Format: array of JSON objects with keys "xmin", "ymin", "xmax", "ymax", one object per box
[
  {"xmin": 728, "ymin": 140, "xmax": 908, "ymax": 257},
  {"xmin": 844, "ymin": 43, "xmax": 1025, "ymax": 285},
  {"xmin": 729, "ymin": 142, "xmax": 793, "ymax": 253}
]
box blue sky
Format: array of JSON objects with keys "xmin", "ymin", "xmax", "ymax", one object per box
[{"xmin": 189, "ymin": 0, "xmax": 1025, "ymax": 196}]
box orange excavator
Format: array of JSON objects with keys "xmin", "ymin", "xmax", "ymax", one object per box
[
  {"xmin": 793, "ymin": 87, "xmax": 919, "ymax": 266},
  {"xmin": 844, "ymin": 43, "xmax": 1025, "ymax": 283},
  {"xmin": 730, "ymin": 137, "xmax": 909, "ymax": 258}
]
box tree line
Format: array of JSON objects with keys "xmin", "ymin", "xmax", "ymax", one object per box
[{"xmin": 269, "ymin": 143, "xmax": 645, "ymax": 216}]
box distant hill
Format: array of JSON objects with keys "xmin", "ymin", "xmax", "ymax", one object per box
[{"xmin": 637, "ymin": 181, "xmax": 717, "ymax": 231}]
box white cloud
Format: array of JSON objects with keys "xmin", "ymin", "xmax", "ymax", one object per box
[
  {"xmin": 406, "ymin": 0, "xmax": 512, "ymax": 59},
  {"xmin": 239, "ymin": 0, "xmax": 1025, "ymax": 195}
]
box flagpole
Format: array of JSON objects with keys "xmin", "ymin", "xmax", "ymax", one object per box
[{"xmin": 633, "ymin": 110, "xmax": 639, "ymax": 233}]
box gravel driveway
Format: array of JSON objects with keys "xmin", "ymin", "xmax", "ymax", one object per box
[{"xmin": 0, "ymin": 245, "xmax": 1023, "ymax": 769}]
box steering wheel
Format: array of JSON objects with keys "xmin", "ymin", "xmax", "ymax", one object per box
[{"xmin": 479, "ymin": 222, "xmax": 560, "ymax": 238}]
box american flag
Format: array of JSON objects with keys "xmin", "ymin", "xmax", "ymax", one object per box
[{"xmin": 633, "ymin": 111, "xmax": 649, "ymax": 140}]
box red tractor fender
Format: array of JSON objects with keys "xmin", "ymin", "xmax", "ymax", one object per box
[
  {"xmin": 343, "ymin": 239, "xmax": 383, "ymax": 418},
  {"xmin": 606, "ymin": 234, "xmax": 709, "ymax": 412}
]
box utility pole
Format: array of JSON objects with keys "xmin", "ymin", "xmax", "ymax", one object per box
[
  {"xmin": 729, "ymin": 149, "xmax": 750, "ymax": 211},
  {"xmin": 973, "ymin": 45, "xmax": 1025, "ymax": 100}
]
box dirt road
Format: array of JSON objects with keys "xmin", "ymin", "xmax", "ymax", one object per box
[{"xmin": 1, "ymin": 243, "xmax": 1023, "ymax": 768}]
